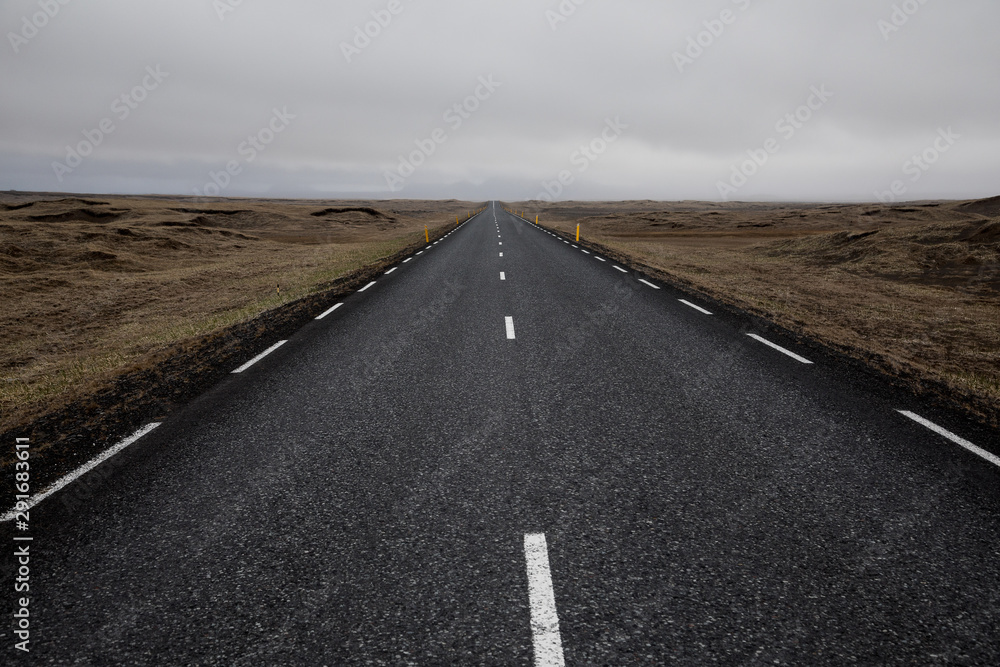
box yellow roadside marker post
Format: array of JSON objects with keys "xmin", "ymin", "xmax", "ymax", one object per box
[
  {"xmin": 425, "ymin": 226, "xmax": 429, "ymax": 243},
  {"xmin": 535, "ymin": 215, "xmax": 539, "ymax": 225},
  {"xmin": 576, "ymin": 224, "xmax": 580, "ymax": 242}
]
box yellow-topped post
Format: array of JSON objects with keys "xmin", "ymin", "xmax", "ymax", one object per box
[
  {"xmin": 425, "ymin": 226, "xmax": 429, "ymax": 243},
  {"xmin": 576, "ymin": 224, "xmax": 580, "ymax": 242}
]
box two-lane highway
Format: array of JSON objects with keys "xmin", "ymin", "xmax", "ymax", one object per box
[{"xmin": 9, "ymin": 201, "xmax": 1000, "ymax": 665}]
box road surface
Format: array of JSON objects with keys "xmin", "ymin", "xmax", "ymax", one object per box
[{"xmin": 5, "ymin": 201, "xmax": 1000, "ymax": 665}]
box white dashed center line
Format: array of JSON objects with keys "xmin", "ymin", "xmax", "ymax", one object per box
[
  {"xmin": 898, "ymin": 411, "xmax": 999, "ymax": 468},
  {"xmin": 315, "ymin": 303, "xmax": 344, "ymax": 320},
  {"xmin": 500, "ymin": 272, "xmax": 506, "ymax": 281},
  {"xmin": 505, "ymin": 316, "xmax": 516, "ymax": 340},
  {"xmin": 500, "ymin": 252, "xmax": 504, "ymax": 257},
  {"xmin": 524, "ymin": 533, "xmax": 565, "ymax": 667},
  {"xmin": 232, "ymin": 340, "xmax": 287, "ymax": 374},
  {"xmin": 747, "ymin": 334, "xmax": 813, "ymax": 364},
  {"xmin": 679, "ymin": 299, "xmax": 712, "ymax": 315}
]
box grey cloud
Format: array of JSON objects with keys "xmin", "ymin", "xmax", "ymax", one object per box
[{"xmin": 1, "ymin": 0, "xmax": 996, "ymax": 201}]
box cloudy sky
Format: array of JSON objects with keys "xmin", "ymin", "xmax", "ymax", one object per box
[{"xmin": 1, "ymin": 0, "xmax": 997, "ymax": 202}]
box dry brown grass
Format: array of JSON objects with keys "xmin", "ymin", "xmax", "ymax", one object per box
[
  {"xmin": 0, "ymin": 194, "xmax": 483, "ymax": 433},
  {"xmin": 511, "ymin": 197, "xmax": 1000, "ymax": 423}
]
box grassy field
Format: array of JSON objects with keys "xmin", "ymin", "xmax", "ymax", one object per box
[
  {"xmin": 3, "ymin": 193, "xmax": 997, "ymax": 441},
  {"xmin": 509, "ymin": 197, "xmax": 1000, "ymax": 425},
  {"xmin": 0, "ymin": 194, "xmax": 483, "ymax": 435}
]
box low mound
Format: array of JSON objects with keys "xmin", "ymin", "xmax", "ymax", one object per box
[
  {"xmin": 29, "ymin": 208, "xmax": 123, "ymax": 223},
  {"xmin": 759, "ymin": 221, "xmax": 999, "ymax": 292},
  {"xmin": 311, "ymin": 206, "xmax": 391, "ymax": 218},
  {"xmin": 959, "ymin": 195, "xmax": 1000, "ymax": 217}
]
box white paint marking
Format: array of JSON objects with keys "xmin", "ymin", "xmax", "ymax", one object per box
[
  {"xmin": 403, "ymin": 258, "xmax": 413, "ymax": 263},
  {"xmin": 500, "ymin": 252, "xmax": 504, "ymax": 257},
  {"xmin": 898, "ymin": 411, "xmax": 1000, "ymax": 468},
  {"xmin": 316, "ymin": 302, "xmax": 344, "ymax": 320},
  {"xmin": 357, "ymin": 281, "xmax": 377, "ymax": 293},
  {"xmin": 747, "ymin": 334, "xmax": 813, "ymax": 364},
  {"xmin": 571, "ymin": 245, "xmax": 578, "ymax": 249},
  {"xmin": 499, "ymin": 242, "xmax": 503, "ymax": 246},
  {"xmin": 416, "ymin": 251, "xmax": 424, "ymax": 255},
  {"xmin": 679, "ymin": 299, "xmax": 713, "ymax": 315},
  {"xmin": 232, "ymin": 340, "xmax": 288, "ymax": 373},
  {"xmin": 500, "ymin": 272, "xmax": 506, "ymax": 281},
  {"xmin": 638, "ymin": 279, "xmax": 660, "ymax": 290},
  {"xmin": 0, "ymin": 423, "xmax": 162, "ymax": 522},
  {"xmin": 505, "ymin": 316, "xmax": 516, "ymax": 340},
  {"xmin": 581, "ymin": 250, "xmax": 590, "ymax": 254},
  {"xmin": 524, "ymin": 533, "xmax": 565, "ymax": 667},
  {"xmin": 595, "ymin": 257, "xmax": 606, "ymax": 262},
  {"xmin": 385, "ymin": 267, "xmax": 398, "ymax": 275}
]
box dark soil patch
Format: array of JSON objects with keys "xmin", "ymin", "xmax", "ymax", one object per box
[
  {"xmin": 171, "ymin": 208, "xmax": 251, "ymax": 216},
  {"xmin": 29, "ymin": 208, "xmax": 123, "ymax": 223},
  {"xmin": 311, "ymin": 206, "xmax": 393, "ymax": 219}
]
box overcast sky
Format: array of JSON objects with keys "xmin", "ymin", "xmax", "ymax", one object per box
[{"xmin": 1, "ymin": 0, "xmax": 997, "ymax": 202}]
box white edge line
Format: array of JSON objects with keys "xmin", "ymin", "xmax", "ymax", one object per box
[
  {"xmin": 898, "ymin": 411, "xmax": 1000, "ymax": 468},
  {"xmin": 595, "ymin": 257, "xmax": 606, "ymax": 262},
  {"xmin": 505, "ymin": 316, "xmax": 516, "ymax": 340},
  {"xmin": 746, "ymin": 334, "xmax": 813, "ymax": 364},
  {"xmin": 403, "ymin": 257, "xmax": 413, "ymax": 263},
  {"xmin": 524, "ymin": 533, "xmax": 566, "ymax": 667},
  {"xmin": 679, "ymin": 299, "xmax": 713, "ymax": 315},
  {"xmin": 316, "ymin": 302, "xmax": 344, "ymax": 320},
  {"xmin": 357, "ymin": 281, "xmax": 377, "ymax": 293},
  {"xmin": 232, "ymin": 340, "xmax": 287, "ymax": 373},
  {"xmin": 1, "ymin": 422, "xmax": 162, "ymax": 522},
  {"xmin": 638, "ymin": 279, "xmax": 660, "ymax": 290},
  {"xmin": 613, "ymin": 266, "xmax": 627, "ymax": 273},
  {"xmin": 581, "ymin": 250, "xmax": 590, "ymax": 254},
  {"xmin": 385, "ymin": 267, "xmax": 398, "ymax": 275},
  {"xmin": 500, "ymin": 272, "xmax": 506, "ymax": 280}
]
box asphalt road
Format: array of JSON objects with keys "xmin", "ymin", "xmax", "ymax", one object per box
[{"xmin": 6, "ymin": 201, "xmax": 1000, "ymax": 665}]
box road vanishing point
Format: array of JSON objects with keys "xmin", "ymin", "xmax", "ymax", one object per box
[{"xmin": 4, "ymin": 202, "xmax": 1000, "ymax": 665}]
